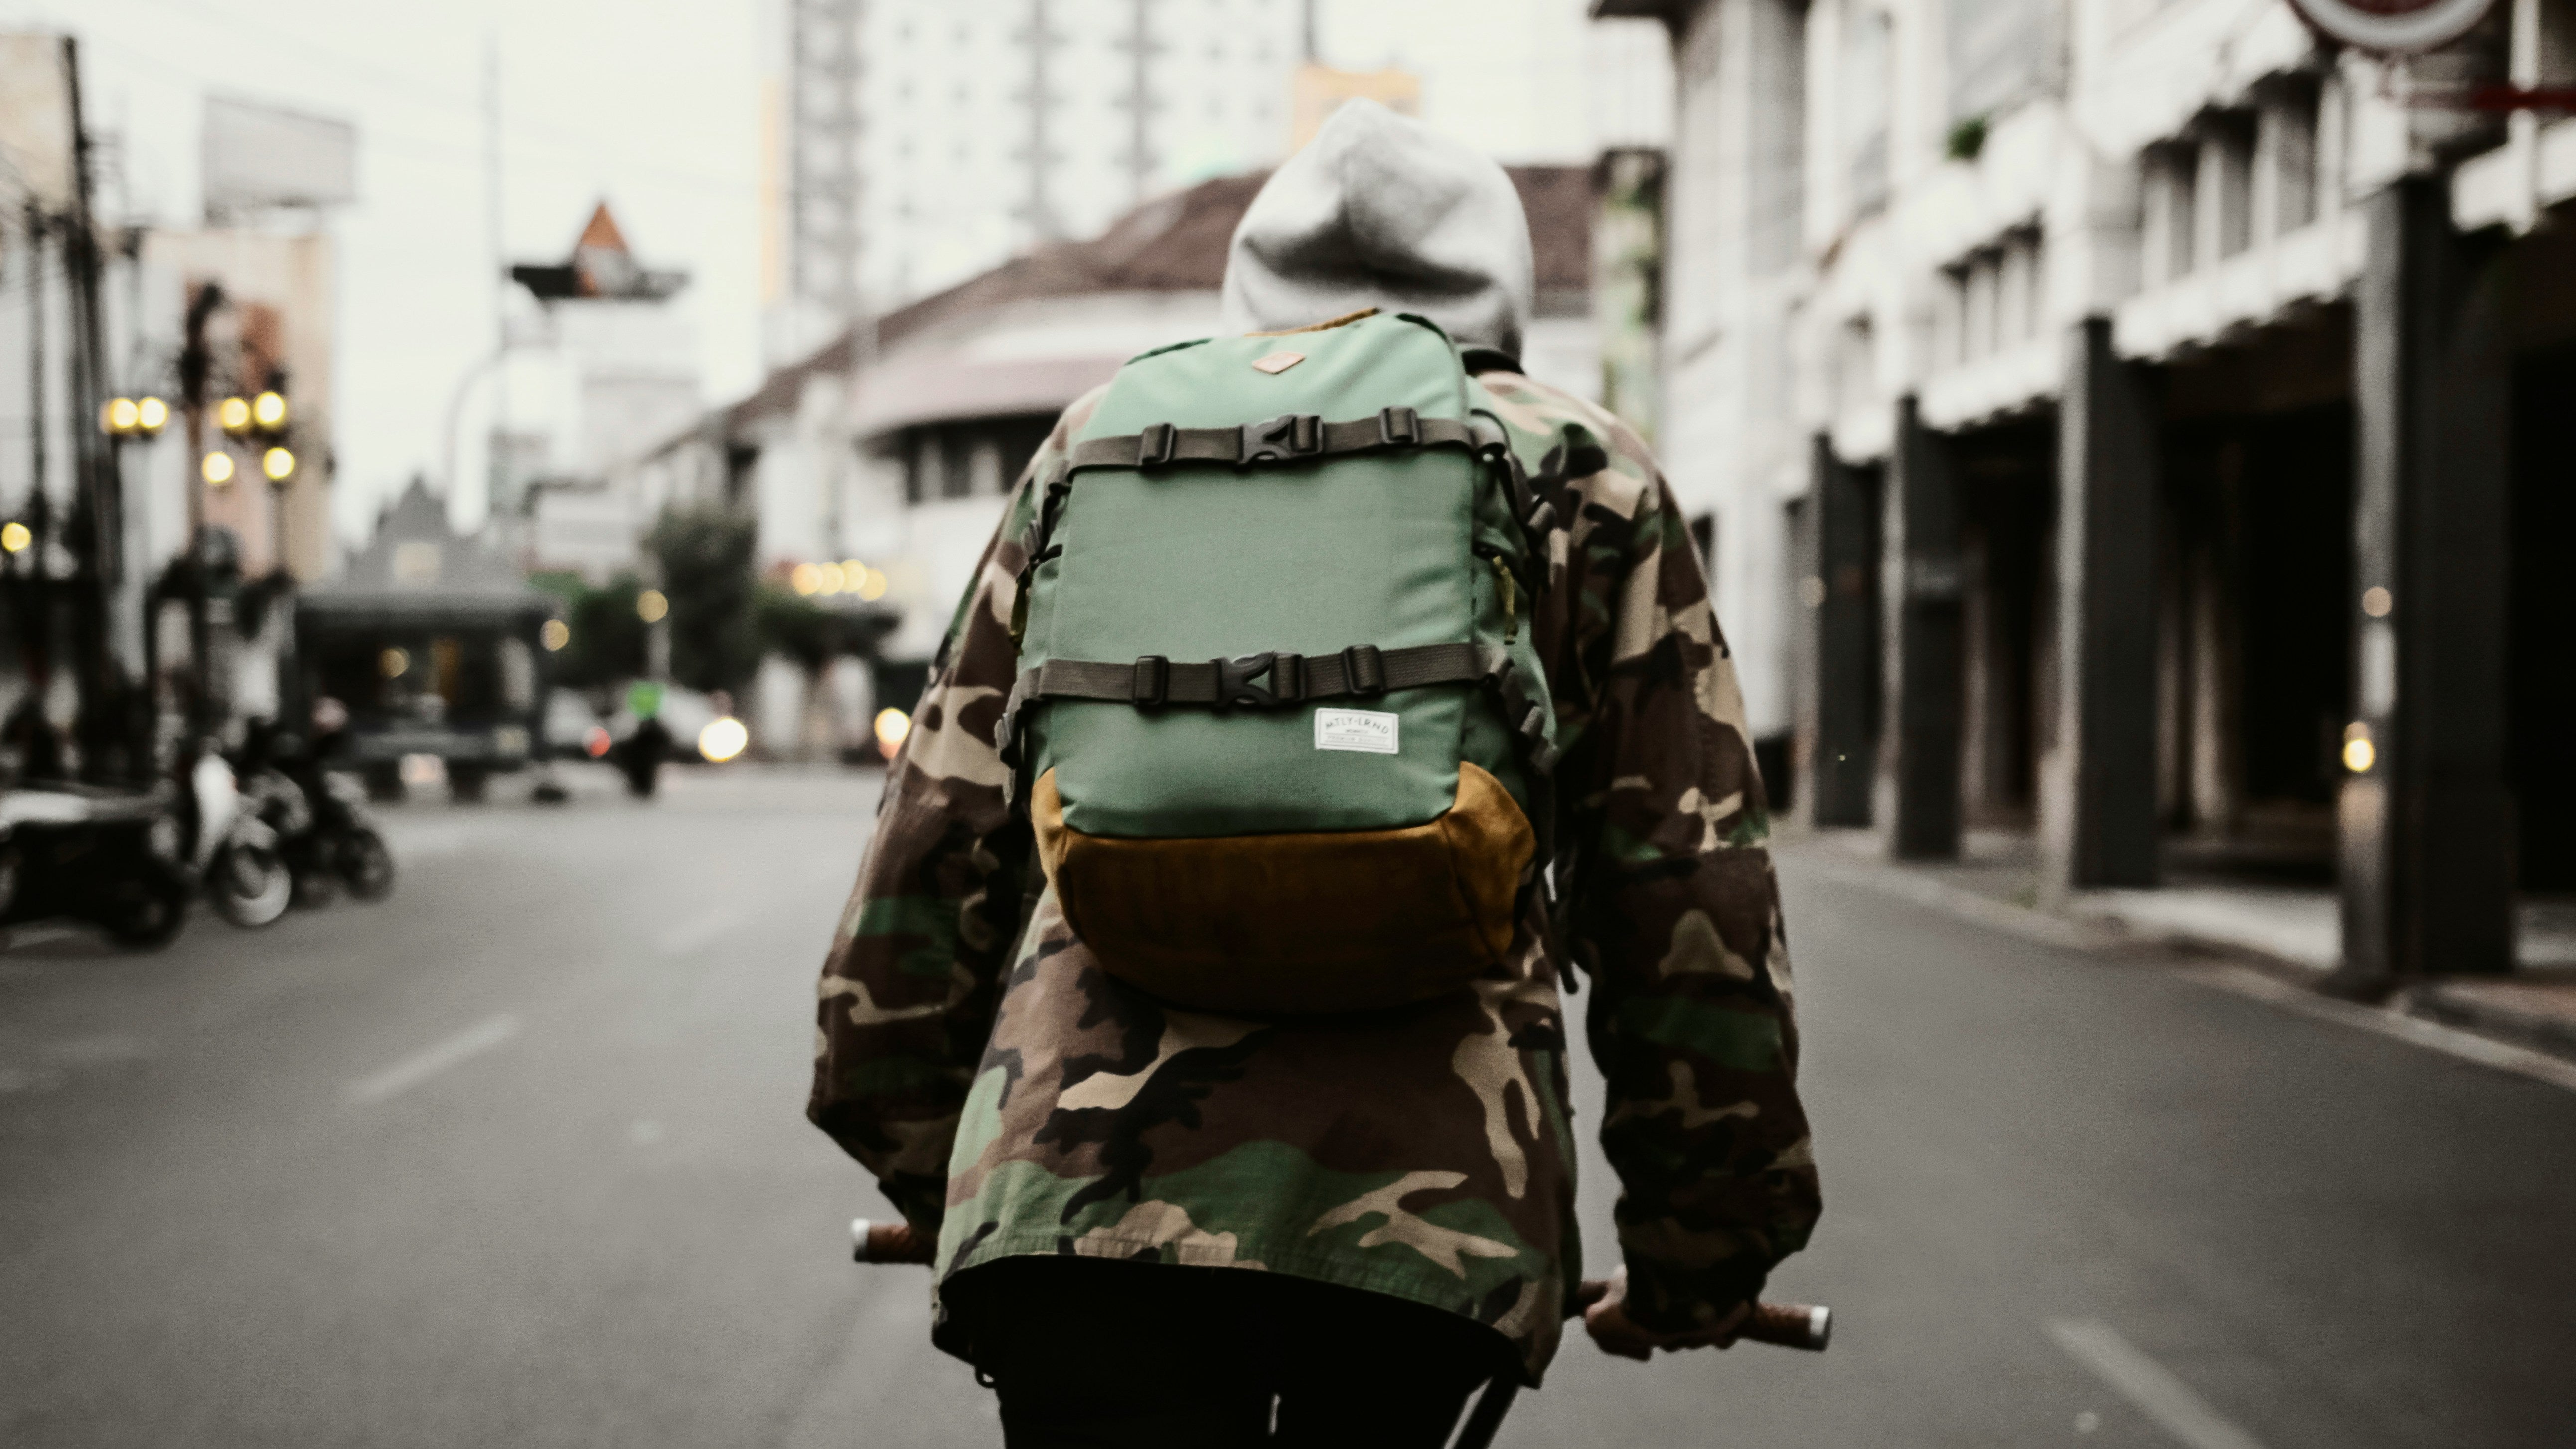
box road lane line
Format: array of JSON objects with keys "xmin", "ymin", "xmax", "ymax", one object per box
[
  {"xmin": 2046, "ymin": 1319, "xmax": 2270, "ymax": 1449},
  {"xmin": 346, "ymin": 1014, "xmax": 523, "ymax": 1106},
  {"xmin": 2188, "ymin": 965, "xmax": 2576, "ymax": 1093}
]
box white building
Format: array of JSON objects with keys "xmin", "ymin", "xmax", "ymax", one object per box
[
  {"xmin": 1608, "ymin": 0, "xmax": 2576, "ymax": 981},
  {"xmin": 770, "ymin": 0, "xmax": 1310, "ymax": 355}
]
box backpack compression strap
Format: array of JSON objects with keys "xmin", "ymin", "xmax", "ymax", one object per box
[
  {"xmin": 995, "ymin": 645, "xmax": 1558, "ymax": 782},
  {"xmin": 1057, "ymin": 408, "xmax": 1477, "ymax": 475}
]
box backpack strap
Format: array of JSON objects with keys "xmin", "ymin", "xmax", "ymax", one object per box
[
  {"xmin": 1063, "ymin": 409, "xmax": 1476, "ymax": 473},
  {"xmin": 996, "ymin": 642, "xmax": 1557, "ymax": 771}
]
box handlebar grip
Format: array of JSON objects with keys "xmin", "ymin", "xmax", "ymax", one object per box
[
  {"xmin": 1566, "ymin": 1278, "xmax": 1831, "ymax": 1352},
  {"xmin": 849, "ymin": 1218, "xmax": 936, "ymax": 1265},
  {"xmin": 1740, "ymin": 1301, "xmax": 1832, "ymax": 1352}
]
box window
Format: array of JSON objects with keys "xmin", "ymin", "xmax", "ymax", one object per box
[
  {"xmin": 2141, "ymin": 143, "xmax": 2197, "ymax": 287},
  {"xmin": 2258, "ymin": 76, "xmax": 2321, "ymax": 238},
  {"xmin": 2204, "ymin": 112, "xmax": 2256, "ymax": 261}
]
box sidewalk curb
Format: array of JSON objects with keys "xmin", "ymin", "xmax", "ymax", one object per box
[
  {"xmin": 1777, "ymin": 841, "xmax": 2576, "ymax": 1089},
  {"xmin": 2400, "ymin": 981, "xmax": 2576, "ymax": 1064}
]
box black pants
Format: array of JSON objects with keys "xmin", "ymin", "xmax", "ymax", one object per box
[{"xmin": 947, "ymin": 1256, "xmax": 1510, "ymax": 1449}]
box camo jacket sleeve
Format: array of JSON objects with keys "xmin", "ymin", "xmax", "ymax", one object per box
[
  {"xmin": 803, "ymin": 388, "xmax": 1103, "ymax": 1230},
  {"xmin": 1480, "ymin": 372, "xmax": 1822, "ymax": 1334}
]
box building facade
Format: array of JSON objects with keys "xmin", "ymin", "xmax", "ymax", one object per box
[
  {"xmin": 1609, "ymin": 0, "xmax": 2576, "ymax": 980},
  {"xmin": 768, "ymin": 0, "xmax": 1311, "ymax": 356}
]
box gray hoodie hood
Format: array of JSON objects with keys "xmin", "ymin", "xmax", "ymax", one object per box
[{"xmin": 1220, "ymin": 100, "xmax": 1534, "ymax": 361}]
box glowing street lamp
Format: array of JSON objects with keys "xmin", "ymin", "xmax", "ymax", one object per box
[
  {"xmin": 0, "ymin": 522, "xmax": 30, "ymax": 554},
  {"xmin": 103, "ymin": 398, "xmax": 141, "ymax": 435},
  {"xmin": 137, "ymin": 397, "xmax": 169, "ymax": 435},
  {"xmin": 217, "ymin": 396, "xmax": 253, "ymax": 436},
  {"xmin": 540, "ymin": 619, "xmax": 571, "ymax": 651},
  {"xmin": 636, "ymin": 589, "xmax": 669, "ymax": 623},
  {"xmin": 202, "ymin": 451, "xmax": 237, "ymax": 486},
  {"xmin": 252, "ymin": 390, "xmax": 289, "ymax": 430},
  {"xmin": 261, "ymin": 446, "xmax": 297, "ymax": 482}
]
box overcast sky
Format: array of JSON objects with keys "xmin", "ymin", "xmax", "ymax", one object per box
[{"xmin": 2, "ymin": 0, "xmax": 1634, "ymax": 546}]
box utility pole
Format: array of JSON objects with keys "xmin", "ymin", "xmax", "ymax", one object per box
[
  {"xmin": 485, "ymin": 34, "xmax": 510, "ymax": 530},
  {"xmin": 176, "ymin": 280, "xmax": 225, "ymax": 735},
  {"xmin": 18, "ymin": 203, "xmax": 57, "ymax": 775},
  {"xmin": 62, "ymin": 38, "xmax": 132, "ymax": 778}
]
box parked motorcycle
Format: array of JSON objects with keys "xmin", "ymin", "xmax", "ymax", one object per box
[
  {"xmin": 0, "ymin": 783, "xmax": 193, "ymax": 949},
  {"xmin": 235, "ymin": 720, "xmax": 394, "ymax": 906},
  {"xmin": 178, "ymin": 741, "xmax": 293, "ymax": 928}
]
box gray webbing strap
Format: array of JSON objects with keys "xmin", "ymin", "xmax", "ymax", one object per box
[
  {"xmin": 1063, "ymin": 409, "xmax": 1476, "ymax": 473},
  {"xmin": 1024, "ymin": 641, "xmax": 1484, "ymax": 711}
]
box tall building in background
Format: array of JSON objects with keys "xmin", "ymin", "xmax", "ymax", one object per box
[{"xmin": 769, "ymin": 0, "xmax": 1308, "ymax": 351}]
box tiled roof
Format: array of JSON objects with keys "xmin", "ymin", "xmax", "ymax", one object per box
[{"xmin": 730, "ymin": 164, "xmax": 1594, "ymax": 429}]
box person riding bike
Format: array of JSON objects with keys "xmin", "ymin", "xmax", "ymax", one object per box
[{"xmin": 809, "ymin": 99, "xmax": 1819, "ymax": 1446}]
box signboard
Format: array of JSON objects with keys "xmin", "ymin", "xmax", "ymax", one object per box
[
  {"xmin": 2287, "ymin": 0, "xmax": 2495, "ymax": 54},
  {"xmin": 203, "ymin": 95, "xmax": 356, "ymax": 216},
  {"xmin": 0, "ymin": 34, "xmax": 76, "ymax": 211}
]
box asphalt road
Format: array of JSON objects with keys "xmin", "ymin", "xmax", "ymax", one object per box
[{"xmin": 2, "ymin": 766, "xmax": 2570, "ymax": 1448}]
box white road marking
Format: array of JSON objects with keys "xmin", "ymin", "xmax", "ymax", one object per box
[
  {"xmin": 345, "ymin": 1014, "xmax": 523, "ymax": 1106},
  {"xmin": 2188, "ymin": 965, "xmax": 2576, "ymax": 1093},
  {"xmin": 659, "ymin": 907, "xmax": 739, "ymax": 957},
  {"xmin": 2046, "ymin": 1320, "xmax": 2269, "ymax": 1449}
]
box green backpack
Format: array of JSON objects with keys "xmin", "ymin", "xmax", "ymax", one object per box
[{"xmin": 998, "ymin": 310, "xmax": 1584, "ymax": 1015}]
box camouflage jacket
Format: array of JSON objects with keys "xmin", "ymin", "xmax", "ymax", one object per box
[{"xmin": 808, "ymin": 368, "xmax": 1819, "ymax": 1383}]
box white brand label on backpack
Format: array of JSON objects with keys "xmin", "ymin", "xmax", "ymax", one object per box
[{"xmin": 1313, "ymin": 709, "xmax": 1399, "ymax": 755}]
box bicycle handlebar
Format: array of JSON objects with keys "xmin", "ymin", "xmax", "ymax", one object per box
[{"xmin": 852, "ymin": 1218, "xmax": 1832, "ymax": 1353}]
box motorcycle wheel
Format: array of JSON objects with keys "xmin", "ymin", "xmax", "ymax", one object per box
[
  {"xmin": 104, "ymin": 870, "xmax": 191, "ymax": 950},
  {"xmin": 210, "ymin": 842, "xmax": 294, "ymax": 927},
  {"xmin": 336, "ymin": 827, "xmax": 396, "ymax": 901}
]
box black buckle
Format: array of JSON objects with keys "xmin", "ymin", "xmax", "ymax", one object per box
[
  {"xmin": 1239, "ymin": 413, "xmax": 1322, "ymax": 465},
  {"xmin": 1137, "ymin": 423, "xmax": 1177, "ymax": 467},
  {"xmin": 1340, "ymin": 644, "xmax": 1385, "ymax": 696},
  {"xmin": 1212, "ymin": 652, "xmax": 1280, "ymax": 708},
  {"xmin": 1377, "ymin": 406, "xmax": 1420, "ymax": 446},
  {"xmin": 1131, "ymin": 655, "xmax": 1169, "ymax": 706}
]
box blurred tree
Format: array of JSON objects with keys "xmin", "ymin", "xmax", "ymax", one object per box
[
  {"xmin": 530, "ymin": 572, "xmax": 652, "ymax": 691},
  {"xmin": 646, "ymin": 507, "xmax": 760, "ymax": 696}
]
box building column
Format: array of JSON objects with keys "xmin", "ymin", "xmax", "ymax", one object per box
[
  {"xmin": 1878, "ymin": 397, "xmax": 1963, "ymax": 859},
  {"xmin": 2337, "ymin": 177, "xmax": 2515, "ymax": 987},
  {"xmin": 1803, "ymin": 434, "xmax": 1875, "ymax": 828},
  {"xmin": 2042, "ymin": 319, "xmax": 2160, "ymax": 891}
]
